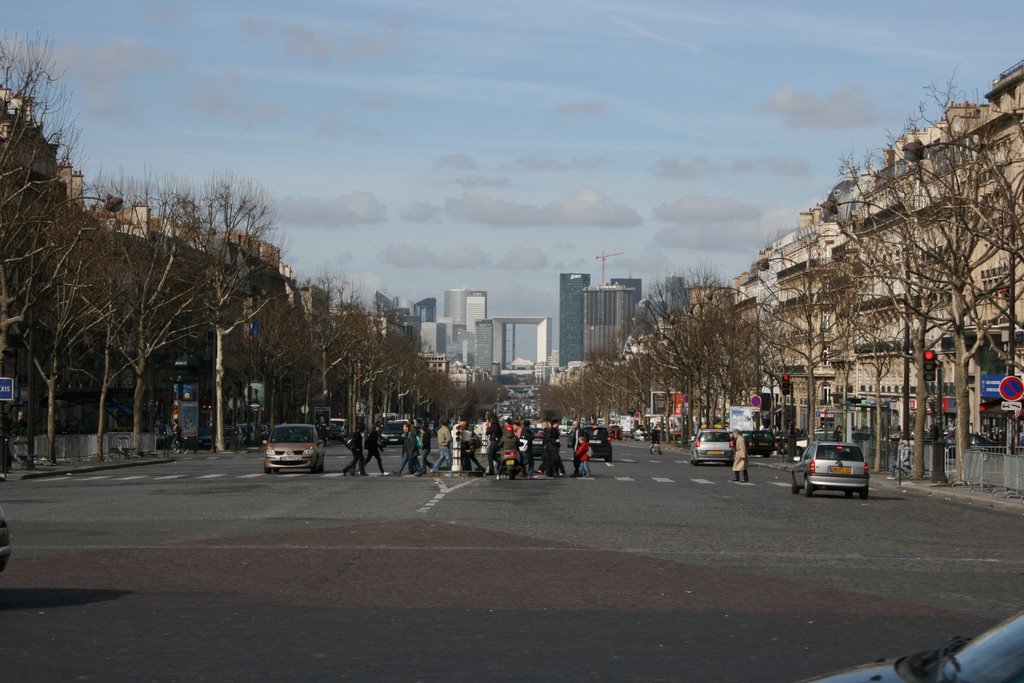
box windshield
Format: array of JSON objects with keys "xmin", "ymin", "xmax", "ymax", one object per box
[
  {"xmin": 937, "ymin": 612, "xmax": 1024, "ymax": 683},
  {"xmin": 270, "ymin": 426, "xmax": 315, "ymax": 443}
]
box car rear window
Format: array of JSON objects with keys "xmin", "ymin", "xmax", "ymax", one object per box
[
  {"xmin": 814, "ymin": 445, "xmax": 864, "ymax": 461},
  {"xmin": 583, "ymin": 427, "xmax": 608, "ymax": 440},
  {"xmin": 701, "ymin": 431, "xmax": 730, "ymax": 442}
]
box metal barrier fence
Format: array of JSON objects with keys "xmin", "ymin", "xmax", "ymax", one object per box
[
  {"xmin": 9, "ymin": 432, "xmax": 158, "ymax": 465},
  {"xmin": 958, "ymin": 448, "xmax": 1024, "ymax": 499}
]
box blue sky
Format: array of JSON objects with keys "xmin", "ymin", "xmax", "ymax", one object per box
[{"xmin": 8, "ymin": 1, "xmax": 1024, "ymax": 333}]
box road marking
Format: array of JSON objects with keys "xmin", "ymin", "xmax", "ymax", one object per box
[
  {"xmin": 418, "ymin": 478, "xmax": 477, "ymax": 513},
  {"xmin": 649, "ymin": 459, "xmax": 662, "ymax": 463},
  {"xmin": 78, "ymin": 475, "xmax": 111, "ymax": 480},
  {"xmin": 112, "ymin": 475, "xmax": 148, "ymax": 481},
  {"xmin": 237, "ymin": 473, "xmax": 263, "ymax": 478},
  {"xmin": 619, "ymin": 458, "xmax": 636, "ymax": 463},
  {"xmin": 652, "ymin": 477, "xmax": 674, "ymax": 483},
  {"xmin": 770, "ymin": 482, "xmax": 790, "ymax": 487},
  {"xmin": 198, "ymin": 474, "xmax": 226, "ymax": 479},
  {"xmin": 691, "ymin": 478, "xmax": 714, "ymax": 485},
  {"xmin": 153, "ymin": 475, "xmax": 187, "ymax": 480},
  {"xmin": 615, "ymin": 476, "xmax": 634, "ymax": 481},
  {"xmin": 603, "ymin": 461, "xmax": 614, "ymax": 467},
  {"xmin": 322, "ymin": 472, "xmax": 344, "ymax": 478}
]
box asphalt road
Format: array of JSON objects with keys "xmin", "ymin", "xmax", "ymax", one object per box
[{"xmin": 0, "ymin": 440, "xmax": 1020, "ymax": 682}]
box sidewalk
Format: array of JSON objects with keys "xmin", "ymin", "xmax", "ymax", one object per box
[{"xmin": 0, "ymin": 454, "xmax": 176, "ymax": 482}]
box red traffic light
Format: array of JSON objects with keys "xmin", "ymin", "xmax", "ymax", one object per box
[
  {"xmin": 781, "ymin": 374, "xmax": 790, "ymax": 381},
  {"xmin": 923, "ymin": 350, "xmax": 936, "ymax": 361}
]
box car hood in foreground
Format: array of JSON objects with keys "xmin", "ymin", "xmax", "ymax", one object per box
[{"xmin": 798, "ymin": 661, "xmax": 901, "ymax": 682}]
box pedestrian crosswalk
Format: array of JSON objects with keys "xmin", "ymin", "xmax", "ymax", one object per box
[{"xmin": 36, "ymin": 471, "xmax": 782, "ymax": 486}]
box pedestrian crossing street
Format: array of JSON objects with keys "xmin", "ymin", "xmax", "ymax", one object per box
[{"xmin": 44, "ymin": 468, "xmax": 792, "ymax": 487}]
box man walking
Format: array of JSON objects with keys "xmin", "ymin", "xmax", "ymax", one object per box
[
  {"xmin": 649, "ymin": 425, "xmax": 662, "ymax": 455},
  {"xmin": 342, "ymin": 423, "xmax": 366, "ymax": 476},
  {"xmin": 568, "ymin": 419, "xmax": 583, "ymax": 477},
  {"xmin": 432, "ymin": 418, "xmax": 453, "ymax": 472},
  {"xmin": 485, "ymin": 414, "xmax": 504, "ymax": 476},
  {"xmin": 365, "ymin": 423, "xmax": 385, "ymax": 474}
]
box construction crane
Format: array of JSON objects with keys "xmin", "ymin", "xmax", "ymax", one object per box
[{"xmin": 595, "ymin": 251, "xmax": 623, "ymax": 286}]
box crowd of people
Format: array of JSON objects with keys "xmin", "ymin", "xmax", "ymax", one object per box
[{"xmin": 337, "ymin": 415, "xmax": 600, "ymax": 478}]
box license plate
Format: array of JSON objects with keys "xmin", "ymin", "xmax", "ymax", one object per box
[
  {"xmin": 830, "ymin": 466, "xmax": 851, "ymax": 474},
  {"xmin": 708, "ymin": 450, "xmax": 723, "ymax": 455}
]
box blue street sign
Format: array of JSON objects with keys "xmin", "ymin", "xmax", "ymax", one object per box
[{"xmin": 0, "ymin": 377, "xmax": 13, "ymax": 401}]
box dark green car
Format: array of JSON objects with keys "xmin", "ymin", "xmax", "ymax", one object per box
[{"xmin": 741, "ymin": 430, "xmax": 776, "ymax": 457}]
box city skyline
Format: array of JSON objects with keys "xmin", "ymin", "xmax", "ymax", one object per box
[{"xmin": 8, "ymin": 2, "xmax": 1023, "ymax": 325}]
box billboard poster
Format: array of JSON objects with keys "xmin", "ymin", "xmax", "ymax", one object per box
[{"xmin": 180, "ymin": 401, "xmax": 199, "ymax": 438}]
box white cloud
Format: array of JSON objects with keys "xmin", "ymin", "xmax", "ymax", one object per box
[
  {"xmin": 557, "ymin": 100, "xmax": 610, "ymax": 116},
  {"xmin": 651, "ymin": 156, "xmax": 715, "ymax": 178},
  {"xmin": 652, "ymin": 195, "xmax": 765, "ymax": 249},
  {"xmin": 455, "ymin": 176, "xmax": 510, "ymax": 188},
  {"xmin": 379, "ymin": 245, "xmax": 490, "ymax": 269},
  {"xmin": 401, "ymin": 202, "xmax": 441, "ymax": 223},
  {"xmin": 278, "ymin": 192, "xmax": 387, "ymax": 227},
  {"xmin": 435, "ymin": 154, "xmax": 480, "ymax": 170},
  {"xmin": 446, "ymin": 188, "xmax": 641, "ymax": 228},
  {"xmin": 761, "ymin": 83, "xmax": 880, "ymax": 128},
  {"xmin": 495, "ymin": 249, "xmax": 548, "ymax": 269}
]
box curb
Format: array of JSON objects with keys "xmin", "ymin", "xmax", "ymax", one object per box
[{"xmin": 0, "ymin": 458, "xmax": 176, "ymax": 481}]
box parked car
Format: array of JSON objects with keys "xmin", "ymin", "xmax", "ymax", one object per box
[
  {"xmin": 263, "ymin": 423, "xmax": 326, "ymax": 473},
  {"xmin": 799, "ymin": 608, "xmax": 1024, "ymax": 682},
  {"xmin": 741, "ymin": 429, "xmax": 775, "ymax": 457},
  {"xmin": 381, "ymin": 419, "xmax": 407, "ymax": 446},
  {"xmin": 531, "ymin": 427, "xmax": 546, "ymax": 450},
  {"xmin": 197, "ymin": 426, "xmax": 212, "ymax": 450},
  {"xmin": 580, "ymin": 425, "xmax": 613, "ymax": 462},
  {"xmin": 790, "ymin": 441, "xmax": 869, "ymax": 499},
  {"xmin": 690, "ymin": 428, "xmax": 735, "ymax": 465},
  {"xmin": 0, "ymin": 503, "xmax": 10, "ymax": 572},
  {"xmin": 328, "ymin": 419, "xmax": 347, "ymax": 443}
]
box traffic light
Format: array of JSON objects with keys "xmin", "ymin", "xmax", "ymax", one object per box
[
  {"xmin": 780, "ymin": 374, "xmax": 792, "ymax": 396},
  {"xmin": 922, "ymin": 350, "xmax": 938, "ymax": 382}
]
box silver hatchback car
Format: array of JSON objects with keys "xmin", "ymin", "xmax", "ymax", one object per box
[
  {"xmin": 790, "ymin": 441, "xmax": 869, "ymax": 499},
  {"xmin": 690, "ymin": 429, "xmax": 735, "ymax": 465}
]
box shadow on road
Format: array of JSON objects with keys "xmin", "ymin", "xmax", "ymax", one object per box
[{"xmin": 0, "ymin": 587, "xmax": 131, "ymax": 611}]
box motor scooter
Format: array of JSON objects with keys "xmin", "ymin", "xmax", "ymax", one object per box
[{"xmin": 500, "ymin": 450, "xmax": 521, "ymax": 479}]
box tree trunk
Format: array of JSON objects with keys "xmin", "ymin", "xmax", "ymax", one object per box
[
  {"xmin": 215, "ymin": 326, "xmax": 226, "ymax": 452},
  {"xmin": 132, "ymin": 364, "xmax": 147, "ymax": 455},
  {"xmin": 45, "ymin": 370, "xmax": 57, "ymax": 464}
]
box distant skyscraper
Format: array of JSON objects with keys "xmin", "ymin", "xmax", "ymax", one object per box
[
  {"xmin": 419, "ymin": 322, "xmax": 447, "ymax": 354},
  {"xmin": 610, "ymin": 278, "xmax": 642, "ymax": 316},
  {"xmin": 583, "ymin": 284, "xmax": 634, "ymax": 359},
  {"xmin": 444, "ymin": 289, "xmax": 487, "ymax": 328},
  {"xmin": 415, "ymin": 297, "xmax": 437, "ymax": 322},
  {"xmin": 474, "ymin": 319, "xmax": 494, "ymax": 371},
  {"xmin": 466, "ymin": 293, "xmax": 487, "ymax": 327},
  {"xmin": 559, "ymin": 273, "xmax": 590, "ymax": 366}
]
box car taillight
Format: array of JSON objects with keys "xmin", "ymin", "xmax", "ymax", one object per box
[
  {"xmin": 695, "ymin": 438, "xmax": 701, "ymax": 448},
  {"xmin": 864, "ymin": 462, "xmax": 870, "ymax": 475},
  {"xmin": 809, "ymin": 460, "xmax": 816, "ymax": 474},
  {"xmin": 729, "ymin": 439, "xmax": 735, "ymax": 448}
]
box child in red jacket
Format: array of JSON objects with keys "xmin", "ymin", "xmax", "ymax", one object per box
[{"xmin": 574, "ymin": 434, "xmax": 592, "ymax": 477}]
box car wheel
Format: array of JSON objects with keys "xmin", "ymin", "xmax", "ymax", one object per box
[
  {"xmin": 790, "ymin": 475, "xmax": 801, "ymax": 494},
  {"xmin": 264, "ymin": 467, "xmax": 271, "ymax": 474},
  {"xmin": 605, "ymin": 455, "xmax": 612, "ymax": 463},
  {"xmin": 859, "ymin": 487, "xmax": 869, "ymax": 500},
  {"xmin": 803, "ymin": 478, "xmax": 814, "ymax": 497},
  {"xmin": 845, "ymin": 490, "xmax": 854, "ymax": 498}
]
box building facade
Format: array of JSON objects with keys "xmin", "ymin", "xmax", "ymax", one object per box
[
  {"xmin": 559, "ymin": 272, "xmax": 591, "ymax": 366},
  {"xmin": 583, "ymin": 284, "xmax": 635, "ymax": 359}
]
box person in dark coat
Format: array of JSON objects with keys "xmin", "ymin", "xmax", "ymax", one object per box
[
  {"xmin": 364, "ymin": 423, "xmax": 385, "ymax": 474},
  {"xmin": 342, "ymin": 423, "xmax": 366, "ymax": 476}
]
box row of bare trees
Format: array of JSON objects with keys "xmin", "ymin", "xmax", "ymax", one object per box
[
  {"xmin": 553, "ymin": 80, "xmax": 1024, "ymax": 484},
  {"xmin": 1, "ymin": 36, "xmax": 470, "ymax": 464}
]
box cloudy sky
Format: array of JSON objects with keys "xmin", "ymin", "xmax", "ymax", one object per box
[{"xmin": 8, "ymin": 1, "xmax": 1024, "ymax": 335}]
